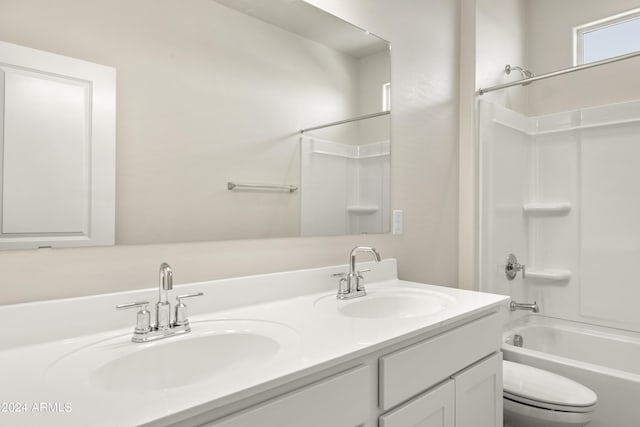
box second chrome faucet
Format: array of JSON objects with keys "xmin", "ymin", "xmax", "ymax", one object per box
[
  {"xmin": 336, "ymin": 246, "xmax": 382, "ymax": 300},
  {"xmin": 117, "ymin": 262, "xmax": 204, "ymax": 343}
]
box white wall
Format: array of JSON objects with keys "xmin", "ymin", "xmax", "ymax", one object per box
[
  {"xmin": 357, "ymin": 50, "xmax": 391, "ymax": 143},
  {"xmin": 0, "ymin": 0, "xmax": 461, "ymax": 305},
  {"xmin": 308, "ymin": 49, "xmax": 390, "ymax": 145},
  {"xmin": 476, "ymin": 0, "xmax": 529, "ymax": 114}
]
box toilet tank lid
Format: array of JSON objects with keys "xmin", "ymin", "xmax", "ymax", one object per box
[{"xmin": 503, "ymin": 360, "xmax": 597, "ymax": 407}]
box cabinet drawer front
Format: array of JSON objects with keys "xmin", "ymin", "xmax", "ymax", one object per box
[
  {"xmin": 379, "ymin": 380, "xmax": 454, "ymax": 427},
  {"xmin": 209, "ymin": 365, "xmax": 370, "ymax": 427},
  {"xmin": 379, "ymin": 313, "xmax": 500, "ymax": 410}
]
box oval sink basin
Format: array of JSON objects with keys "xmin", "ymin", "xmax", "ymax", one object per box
[
  {"xmin": 314, "ymin": 287, "xmax": 455, "ymax": 319},
  {"xmin": 47, "ymin": 319, "xmax": 298, "ymax": 393}
]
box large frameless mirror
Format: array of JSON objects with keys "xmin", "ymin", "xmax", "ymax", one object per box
[{"xmin": 0, "ymin": 0, "xmax": 391, "ymax": 250}]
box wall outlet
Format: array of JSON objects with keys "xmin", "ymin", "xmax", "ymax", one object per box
[{"xmin": 392, "ymin": 210, "xmax": 403, "ymax": 235}]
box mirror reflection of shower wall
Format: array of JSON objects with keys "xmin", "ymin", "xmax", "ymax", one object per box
[
  {"xmin": 0, "ymin": 0, "xmax": 390, "ymax": 247},
  {"xmin": 300, "ymin": 114, "xmax": 390, "ymax": 237}
]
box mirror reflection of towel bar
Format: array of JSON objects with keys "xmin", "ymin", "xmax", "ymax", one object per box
[
  {"xmin": 227, "ymin": 182, "xmax": 298, "ymax": 193},
  {"xmin": 300, "ymin": 110, "xmax": 390, "ymax": 133}
]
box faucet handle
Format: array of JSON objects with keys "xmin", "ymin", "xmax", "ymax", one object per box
[
  {"xmin": 116, "ymin": 301, "xmax": 151, "ymax": 334},
  {"xmin": 116, "ymin": 301, "xmax": 149, "ymax": 310},
  {"xmin": 333, "ymin": 268, "xmax": 370, "ymax": 278},
  {"xmin": 332, "ymin": 273, "xmax": 350, "ymax": 297},
  {"xmin": 176, "ymin": 292, "xmax": 204, "ymax": 303},
  {"xmin": 175, "ymin": 292, "xmax": 204, "ymax": 326}
]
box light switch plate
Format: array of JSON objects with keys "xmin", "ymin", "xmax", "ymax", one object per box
[{"xmin": 392, "ymin": 210, "xmax": 403, "ymax": 235}]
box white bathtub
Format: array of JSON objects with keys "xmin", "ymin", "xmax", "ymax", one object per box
[{"xmin": 502, "ymin": 315, "xmax": 640, "ymax": 427}]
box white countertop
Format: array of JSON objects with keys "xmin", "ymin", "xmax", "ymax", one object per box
[{"xmin": 0, "ymin": 260, "xmax": 508, "ymax": 426}]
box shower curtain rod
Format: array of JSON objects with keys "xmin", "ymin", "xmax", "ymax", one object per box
[
  {"xmin": 300, "ymin": 110, "xmax": 390, "ymax": 133},
  {"xmin": 478, "ymin": 50, "xmax": 640, "ymax": 95}
]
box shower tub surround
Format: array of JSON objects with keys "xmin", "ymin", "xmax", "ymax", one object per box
[
  {"xmin": 0, "ymin": 259, "xmax": 507, "ymax": 426},
  {"xmin": 480, "ymin": 98, "xmax": 640, "ymax": 333}
]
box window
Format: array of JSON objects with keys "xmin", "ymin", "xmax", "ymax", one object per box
[
  {"xmin": 382, "ymin": 82, "xmax": 391, "ymax": 111},
  {"xmin": 576, "ymin": 9, "xmax": 640, "ymax": 65}
]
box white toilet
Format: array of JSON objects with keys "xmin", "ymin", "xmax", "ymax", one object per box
[{"xmin": 503, "ymin": 360, "xmax": 597, "ymax": 427}]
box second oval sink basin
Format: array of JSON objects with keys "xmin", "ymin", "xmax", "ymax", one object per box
[
  {"xmin": 315, "ymin": 287, "xmax": 456, "ymax": 319},
  {"xmin": 47, "ymin": 319, "xmax": 299, "ymax": 393}
]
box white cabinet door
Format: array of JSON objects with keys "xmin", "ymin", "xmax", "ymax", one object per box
[
  {"xmin": 209, "ymin": 365, "xmax": 370, "ymax": 427},
  {"xmin": 379, "ymin": 380, "xmax": 455, "ymax": 427},
  {"xmin": 453, "ymin": 353, "xmax": 502, "ymax": 427}
]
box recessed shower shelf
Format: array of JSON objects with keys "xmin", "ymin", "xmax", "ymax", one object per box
[
  {"xmin": 523, "ymin": 202, "xmax": 572, "ymax": 215},
  {"xmin": 526, "ymin": 269, "xmax": 572, "ymax": 282}
]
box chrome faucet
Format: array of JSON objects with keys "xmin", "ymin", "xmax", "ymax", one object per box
[
  {"xmin": 116, "ymin": 262, "xmax": 203, "ymax": 343},
  {"xmin": 510, "ymin": 301, "xmax": 539, "ymax": 313},
  {"xmin": 157, "ymin": 262, "xmax": 173, "ymax": 330},
  {"xmin": 336, "ymin": 246, "xmax": 382, "ymax": 300}
]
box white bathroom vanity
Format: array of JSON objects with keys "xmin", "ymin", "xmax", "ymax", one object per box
[{"xmin": 0, "ymin": 259, "xmax": 508, "ymax": 426}]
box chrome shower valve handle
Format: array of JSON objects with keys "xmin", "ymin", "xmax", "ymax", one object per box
[{"xmin": 505, "ymin": 253, "xmax": 526, "ymax": 280}]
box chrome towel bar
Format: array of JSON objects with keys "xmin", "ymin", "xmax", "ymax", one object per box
[{"xmin": 227, "ymin": 182, "xmax": 298, "ymax": 193}]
